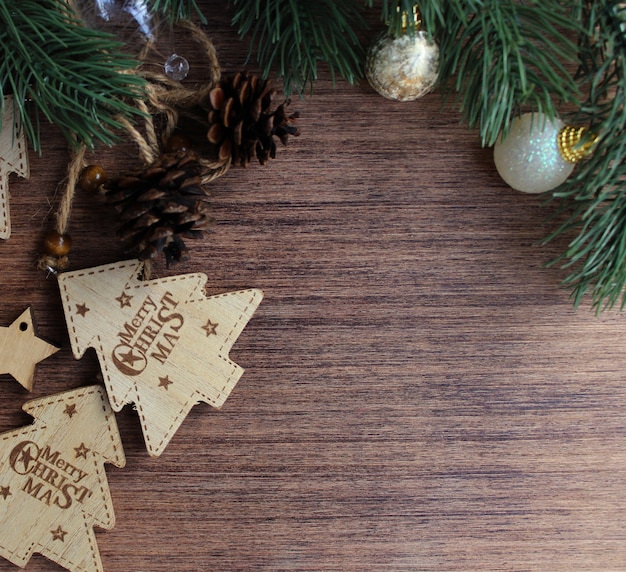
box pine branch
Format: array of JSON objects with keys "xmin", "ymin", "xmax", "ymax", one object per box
[
  {"xmin": 426, "ymin": 0, "xmax": 581, "ymax": 147},
  {"xmin": 0, "ymin": 0, "xmax": 146, "ymax": 152},
  {"xmin": 147, "ymin": 0, "xmax": 206, "ymax": 23},
  {"xmin": 229, "ymin": 0, "xmax": 366, "ymax": 96},
  {"xmin": 543, "ymin": 1, "xmax": 626, "ymax": 312}
]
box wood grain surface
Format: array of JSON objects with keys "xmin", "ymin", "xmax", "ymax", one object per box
[{"xmin": 1, "ymin": 3, "xmax": 625, "ymax": 570}]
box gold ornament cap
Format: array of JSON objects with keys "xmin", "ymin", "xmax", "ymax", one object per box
[
  {"xmin": 557, "ymin": 126, "xmax": 598, "ymax": 164},
  {"xmin": 400, "ymin": 4, "xmax": 422, "ymax": 32}
]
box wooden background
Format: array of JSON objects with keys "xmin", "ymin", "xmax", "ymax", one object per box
[{"xmin": 2, "ymin": 2, "xmax": 626, "ymax": 570}]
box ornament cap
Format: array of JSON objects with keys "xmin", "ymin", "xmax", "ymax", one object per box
[
  {"xmin": 557, "ymin": 125, "xmax": 598, "ymax": 164},
  {"xmin": 400, "ymin": 4, "xmax": 422, "ymax": 32}
]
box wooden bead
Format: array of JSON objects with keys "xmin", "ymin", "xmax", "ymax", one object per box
[
  {"xmin": 43, "ymin": 231, "xmax": 72, "ymax": 257},
  {"xmin": 165, "ymin": 133, "xmax": 192, "ymax": 153},
  {"xmin": 79, "ymin": 165, "xmax": 107, "ymax": 192}
]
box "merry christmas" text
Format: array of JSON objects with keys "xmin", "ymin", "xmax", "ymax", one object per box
[
  {"xmin": 9, "ymin": 441, "xmax": 92, "ymax": 509},
  {"xmin": 112, "ymin": 291, "xmax": 184, "ymax": 375}
]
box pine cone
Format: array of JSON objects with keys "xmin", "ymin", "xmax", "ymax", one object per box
[
  {"xmin": 103, "ymin": 150, "xmax": 209, "ymax": 265},
  {"xmin": 207, "ymin": 72, "xmax": 300, "ymax": 167}
]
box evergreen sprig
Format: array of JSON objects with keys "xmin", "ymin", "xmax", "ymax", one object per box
[
  {"xmin": 0, "ymin": 0, "xmax": 146, "ymax": 152},
  {"xmin": 229, "ymin": 0, "xmax": 366, "ymax": 96},
  {"xmin": 229, "ymin": 0, "xmax": 433, "ymax": 95},
  {"xmin": 544, "ymin": 1, "xmax": 626, "ymax": 312},
  {"xmin": 148, "ymin": 0, "xmax": 206, "ymax": 23},
  {"xmin": 228, "ymin": 0, "xmax": 581, "ymax": 145},
  {"xmin": 426, "ymin": 0, "xmax": 581, "ymax": 147}
]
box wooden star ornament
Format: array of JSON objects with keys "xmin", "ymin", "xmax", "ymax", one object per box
[
  {"xmin": 0, "ymin": 95, "xmax": 30, "ymax": 239},
  {"xmin": 0, "ymin": 308, "xmax": 59, "ymax": 391},
  {"xmin": 0, "ymin": 385, "xmax": 125, "ymax": 572},
  {"xmin": 58, "ymin": 260, "xmax": 263, "ymax": 457}
]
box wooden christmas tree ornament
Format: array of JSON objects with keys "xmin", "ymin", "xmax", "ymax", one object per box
[
  {"xmin": 0, "ymin": 96, "xmax": 30, "ymax": 240},
  {"xmin": 0, "ymin": 385, "xmax": 125, "ymax": 572},
  {"xmin": 0, "ymin": 307, "xmax": 59, "ymax": 391},
  {"xmin": 58, "ymin": 259, "xmax": 263, "ymax": 457}
]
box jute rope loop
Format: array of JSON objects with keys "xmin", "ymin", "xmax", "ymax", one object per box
[{"xmin": 127, "ymin": 20, "xmax": 231, "ymax": 178}]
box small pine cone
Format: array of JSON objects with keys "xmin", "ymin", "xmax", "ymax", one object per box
[
  {"xmin": 103, "ymin": 150, "xmax": 209, "ymax": 265},
  {"xmin": 207, "ymin": 71, "xmax": 300, "ymax": 167}
]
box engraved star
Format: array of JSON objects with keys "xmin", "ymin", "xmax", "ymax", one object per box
[
  {"xmin": 202, "ymin": 319, "xmax": 218, "ymax": 336},
  {"xmin": 75, "ymin": 303, "xmax": 89, "ymax": 317},
  {"xmin": 120, "ymin": 349, "xmax": 142, "ymax": 366},
  {"xmin": 158, "ymin": 375, "xmax": 173, "ymax": 390},
  {"xmin": 18, "ymin": 446, "xmax": 34, "ymax": 470},
  {"xmin": 64, "ymin": 403, "xmax": 77, "ymax": 418},
  {"xmin": 0, "ymin": 486, "xmax": 11, "ymax": 500},
  {"xmin": 74, "ymin": 443, "xmax": 90, "ymax": 459},
  {"xmin": 115, "ymin": 292, "xmax": 133, "ymax": 308},
  {"xmin": 51, "ymin": 526, "xmax": 67, "ymax": 542}
]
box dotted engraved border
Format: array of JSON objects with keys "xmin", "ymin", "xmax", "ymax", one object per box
[{"xmin": 0, "ymin": 103, "xmax": 29, "ymax": 239}]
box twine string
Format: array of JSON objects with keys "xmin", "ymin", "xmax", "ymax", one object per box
[
  {"xmin": 37, "ymin": 142, "xmax": 86, "ymax": 273},
  {"xmin": 56, "ymin": 142, "xmax": 86, "ymax": 236}
]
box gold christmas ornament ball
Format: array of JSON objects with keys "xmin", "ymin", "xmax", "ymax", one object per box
[{"xmin": 365, "ymin": 31, "xmax": 439, "ymax": 101}]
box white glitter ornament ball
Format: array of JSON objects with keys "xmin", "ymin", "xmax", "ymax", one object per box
[
  {"xmin": 493, "ymin": 112, "xmax": 574, "ymax": 194},
  {"xmin": 365, "ymin": 31, "xmax": 439, "ymax": 101}
]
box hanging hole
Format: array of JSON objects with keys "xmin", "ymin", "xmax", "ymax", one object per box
[{"xmin": 19, "ymin": 322, "xmax": 28, "ymax": 332}]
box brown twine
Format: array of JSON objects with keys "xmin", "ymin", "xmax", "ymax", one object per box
[
  {"xmin": 37, "ymin": 142, "xmax": 86, "ymax": 273},
  {"xmin": 138, "ymin": 20, "xmax": 221, "ymax": 110},
  {"xmin": 56, "ymin": 143, "xmax": 86, "ymax": 237},
  {"xmin": 38, "ymin": 20, "xmax": 229, "ymax": 277}
]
